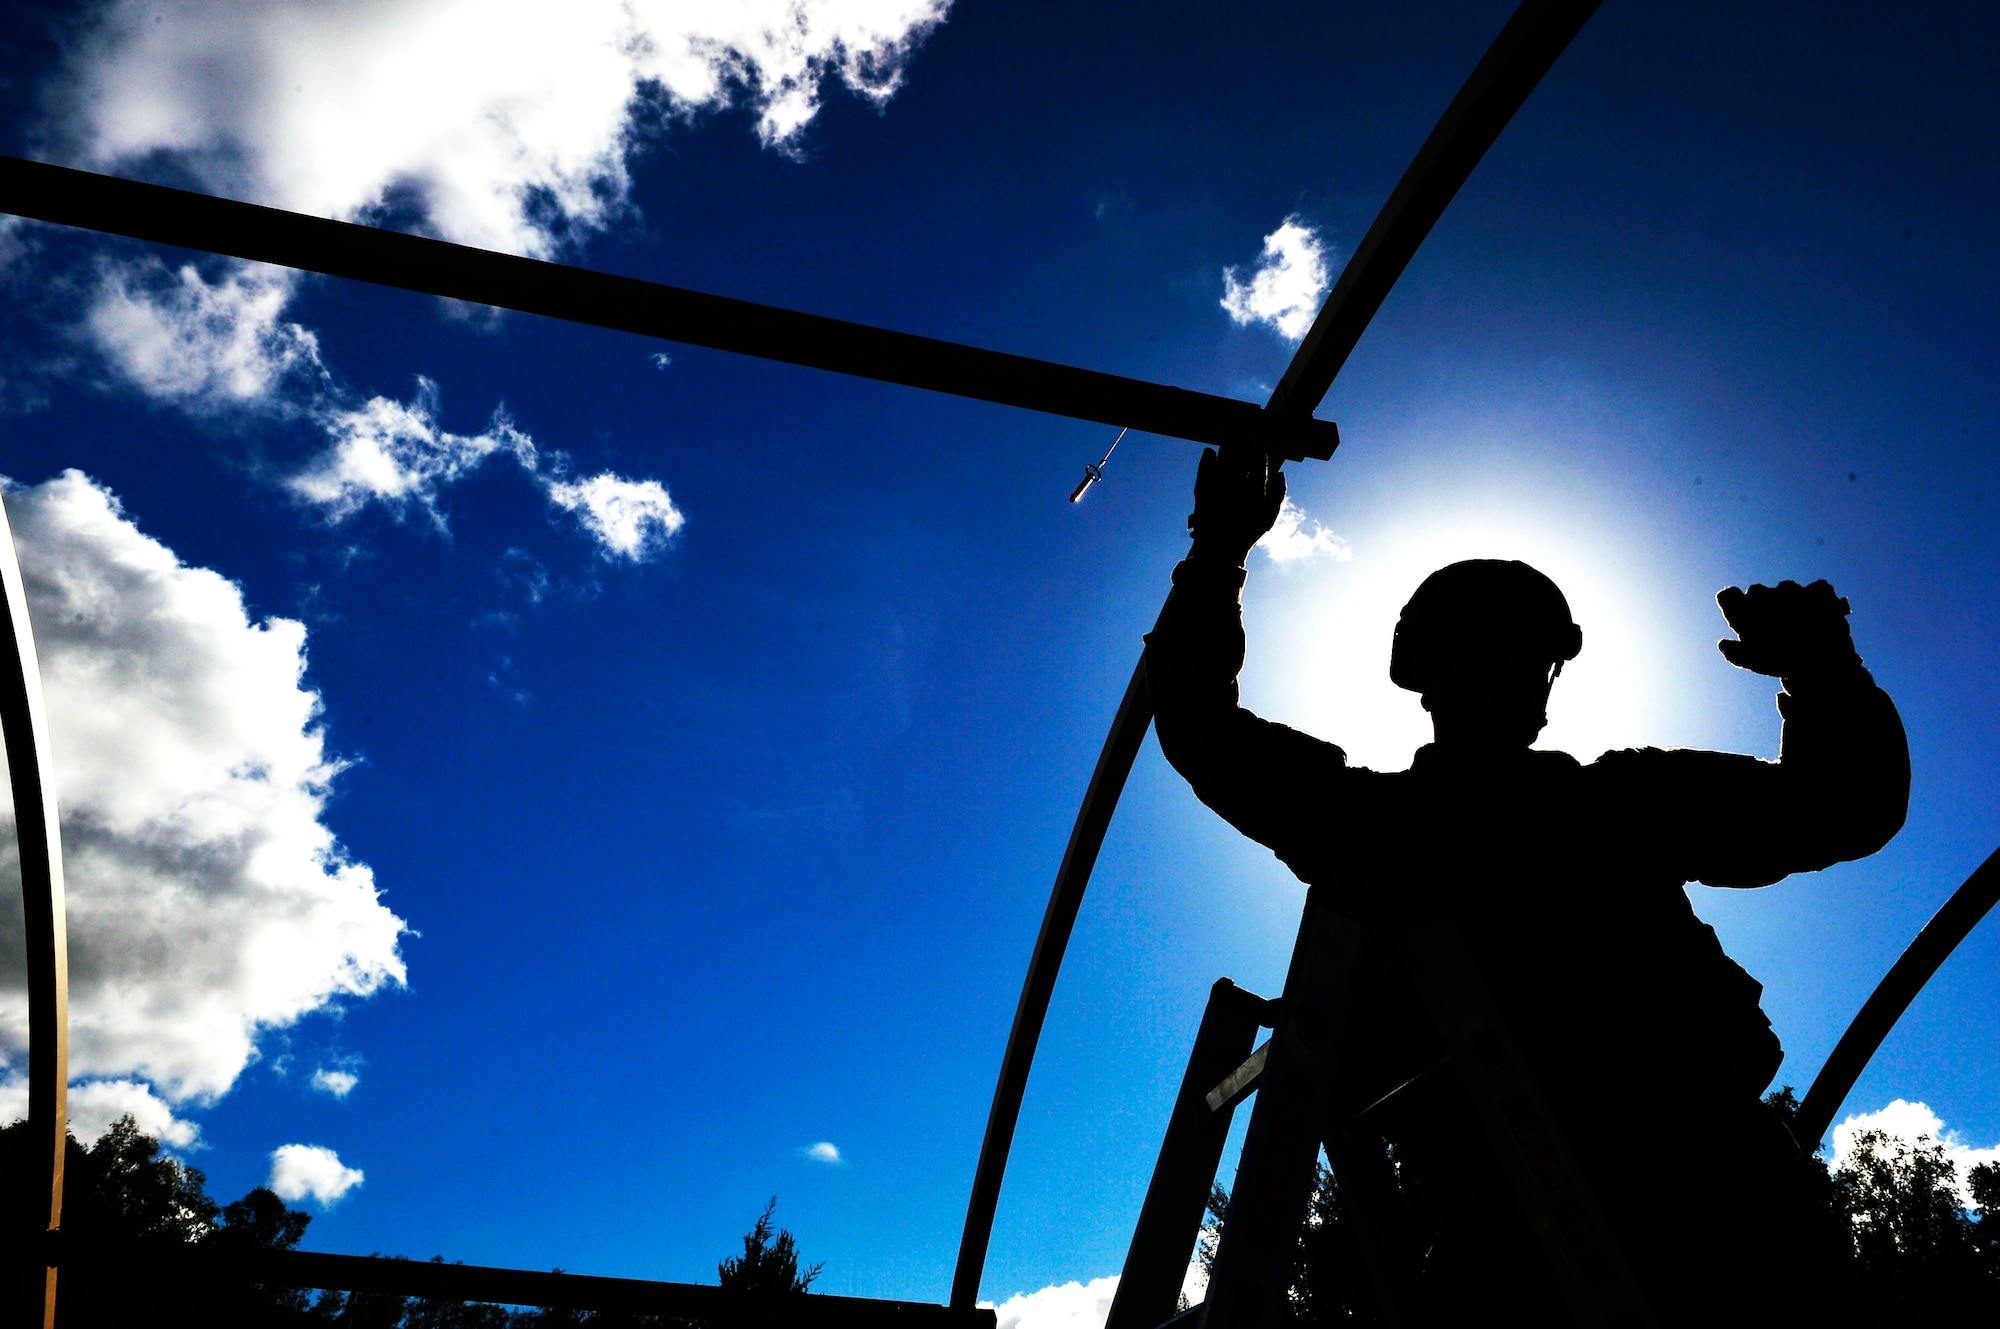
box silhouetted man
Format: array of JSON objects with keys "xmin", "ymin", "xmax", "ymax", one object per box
[{"xmin": 1146, "ymin": 447, "xmax": 1909, "ymax": 1325}]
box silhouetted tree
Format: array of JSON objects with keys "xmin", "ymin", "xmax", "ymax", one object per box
[
  {"xmin": 1190, "ymin": 1091, "xmax": 2000, "ymax": 1326},
  {"xmin": 0, "ymin": 1113, "xmax": 316, "ymax": 1326},
  {"xmin": 717, "ymin": 1198, "xmax": 822, "ymax": 1296},
  {"xmin": 5, "ymin": 1121, "xmax": 829, "ymax": 1329}
]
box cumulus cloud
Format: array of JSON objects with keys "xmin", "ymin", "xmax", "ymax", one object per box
[
  {"xmin": 0, "ymin": 470, "xmax": 408, "ymax": 1107},
  {"xmin": 54, "ymin": 0, "xmax": 951, "ymax": 256},
  {"xmin": 269, "ymin": 1142, "xmax": 364, "ymax": 1206},
  {"xmin": 310, "ymin": 1066, "xmax": 359, "ymax": 1099},
  {"xmin": 289, "ymin": 380, "xmax": 534, "ymax": 525},
  {"xmin": 43, "ymin": 0, "xmax": 946, "ymax": 557},
  {"xmin": 982, "ymin": 1276, "xmax": 1120, "ymax": 1329},
  {"xmin": 1256, "ymin": 496, "xmax": 1351, "ymax": 564},
  {"xmin": 1221, "ymin": 218, "xmax": 1331, "ymax": 342},
  {"xmin": 0, "ymin": 1072, "xmax": 201, "ymax": 1148},
  {"xmin": 545, "ymin": 473, "xmax": 685, "ymax": 561},
  {"xmin": 1831, "ymin": 1099, "xmax": 2000, "ymax": 1208},
  {"xmin": 802, "ymin": 1141, "xmax": 842, "ymax": 1165}
]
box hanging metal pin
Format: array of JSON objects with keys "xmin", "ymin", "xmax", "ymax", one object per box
[{"xmin": 1069, "ymin": 427, "xmax": 1130, "ymax": 503}]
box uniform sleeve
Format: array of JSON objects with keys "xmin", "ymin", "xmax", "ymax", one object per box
[
  {"xmin": 1591, "ymin": 668, "xmax": 1910, "ymax": 888},
  {"xmin": 1143, "ymin": 556, "xmax": 1353, "ymax": 861}
]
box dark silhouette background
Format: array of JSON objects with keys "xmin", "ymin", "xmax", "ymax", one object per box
[{"xmin": 1190, "ymin": 1088, "xmax": 2000, "ymax": 1326}]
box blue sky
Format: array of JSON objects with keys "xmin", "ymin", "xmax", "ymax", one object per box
[{"xmin": 0, "ymin": 0, "xmax": 1997, "ymax": 1312}]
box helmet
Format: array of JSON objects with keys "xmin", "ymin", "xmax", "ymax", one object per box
[{"xmin": 1388, "ymin": 559, "xmax": 1583, "ymax": 694}]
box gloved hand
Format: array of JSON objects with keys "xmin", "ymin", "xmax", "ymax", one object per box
[
  {"xmin": 1187, "ymin": 445, "xmax": 1285, "ymax": 566},
  {"xmin": 1716, "ymin": 579, "xmax": 1862, "ymax": 682}
]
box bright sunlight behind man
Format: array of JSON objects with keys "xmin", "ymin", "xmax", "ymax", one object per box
[{"xmin": 1253, "ymin": 488, "xmax": 1674, "ymax": 774}]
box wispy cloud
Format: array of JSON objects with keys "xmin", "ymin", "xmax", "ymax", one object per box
[
  {"xmin": 269, "ymin": 1143, "xmax": 364, "ymax": 1206},
  {"xmin": 801, "ymin": 1141, "xmax": 844, "ymax": 1165},
  {"xmin": 84, "ymin": 258, "xmax": 324, "ymax": 412},
  {"xmin": 1256, "ymin": 496, "xmax": 1351, "ymax": 564},
  {"xmin": 281, "ymin": 379, "xmax": 685, "ymax": 563},
  {"xmin": 1221, "ymin": 217, "xmax": 1331, "ymax": 342},
  {"xmin": 0, "ymin": 471, "xmax": 408, "ymax": 1110},
  {"xmin": 289, "ymin": 380, "xmax": 534, "ymax": 525}
]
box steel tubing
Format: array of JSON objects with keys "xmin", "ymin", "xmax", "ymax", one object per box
[
  {"xmin": 42, "ymin": 1233, "xmax": 995, "ymax": 1329},
  {"xmin": 0, "ymin": 496, "xmax": 69, "ymax": 1329},
  {"xmin": 0, "ymin": 154, "xmax": 1336, "ymax": 463},
  {"xmin": 1796, "ymin": 844, "xmax": 2000, "ymax": 1150}
]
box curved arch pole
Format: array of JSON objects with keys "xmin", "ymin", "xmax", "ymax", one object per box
[
  {"xmin": 1795, "ymin": 844, "xmax": 2000, "ymax": 1151},
  {"xmin": 0, "ymin": 496, "xmax": 70, "ymax": 1328},
  {"xmin": 949, "ymin": 0, "xmax": 1604, "ymax": 1307}
]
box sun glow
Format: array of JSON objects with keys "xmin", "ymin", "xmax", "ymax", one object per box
[{"xmin": 1246, "ymin": 493, "xmax": 1678, "ymax": 774}]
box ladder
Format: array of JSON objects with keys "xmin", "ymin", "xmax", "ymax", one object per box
[{"xmin": 1103, "ymin": 889, "xmax": 1657, "ymax": 1329}]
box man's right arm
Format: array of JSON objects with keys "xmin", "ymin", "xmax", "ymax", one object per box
[{"xmin": 1144, "ymin": 452, "xmax": 1350, "ymax": 858}]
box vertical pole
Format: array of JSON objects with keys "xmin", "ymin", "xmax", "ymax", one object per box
[
  {"xmin": 1106, "ymin": 979, "xmax": 1274, "ymax": 1329},
  {"xmin": 0, "ymin": 494, "xmax": 68, "ymax": 1329}
]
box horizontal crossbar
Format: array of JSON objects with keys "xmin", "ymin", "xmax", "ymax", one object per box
[
  {"xmin": 0, "ymin": 154, "xmax": 1338, "ymax": 462},
  {"xmin": 44, "ymin": 1235, "xmax": 994, "ymax": 1329}
]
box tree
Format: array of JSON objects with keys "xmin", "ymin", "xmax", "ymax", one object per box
[
  {"xmin": 1189, "ymin": 1090, "xmax": 2000, "ymax": 1325},
  {"xmin": 716, "ymin": 1198, "xmax": 822, "ymax": 1296},
  {"xmin": 6, "ymin": 1112, "xmax": 825, "ymax": 1328},
  {"xmin": 1832, "ymin": 1127, "xmax": 1999, "ymax": 1323},
  {"xmin": 0, "ymin": 1113, "xmax": 316, "ymax": 1327}
]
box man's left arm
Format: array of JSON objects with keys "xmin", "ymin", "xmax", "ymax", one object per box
[{"xmin": 1607, "ymin": 580, "xmax": 1911, "ymax": 887}]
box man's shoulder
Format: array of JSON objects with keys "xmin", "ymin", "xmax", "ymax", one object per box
[{"xmin": 1583, "ymin": 744, "xmax": 1767, "ymax": 784}]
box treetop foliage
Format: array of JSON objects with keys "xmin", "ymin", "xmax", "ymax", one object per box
[
  {"xmin": 1192, "ymin": 1088, "xmax": 2000, "ymax": 1326},
  {"xmin": 0, "ymin": 1117, "xmax": 822, "ymax": 1329}
]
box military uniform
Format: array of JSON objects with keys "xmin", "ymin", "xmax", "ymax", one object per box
[{"xmin": 1146, "ymin": 553, "xmax": 1909, "ymax": 1324}]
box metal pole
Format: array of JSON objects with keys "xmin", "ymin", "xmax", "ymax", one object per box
[
  {"xmin": 949, "ymin": 0, "xmax": 1604, "ymax": 1306},
  {"xmin": 0, "ymin": 155, "xmax": 1335, "ymax": 463},
  {"xmin": 1795, "ymin": 844, "xmax": 2000, "ymax": 1150},
  {"xmin": 0, "ymin": 494, "xmax": 69, "ymax": 1329},
  {"xmin": 950, "ymin": 659, "xmax": 1152, "ymax": 1311}
]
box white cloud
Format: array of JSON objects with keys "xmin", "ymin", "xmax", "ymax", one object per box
[
  {"xmin": 982, "ymin": 1276, "xmax": 1120, "ymax": 1329},
  {"xmin": 54, "ymin": 0, "xmax": 951, "ymax": 256},
  {"xmin": 1180, "ymin": 1260, "xmax": 1207, "ymax": 1309},
  {"xmin": 0, "ymin": 470, "xmax": 409, "ymax": 1106},
  {"xmin": 85, "ymin": 258, "xmax": 323, "ymax": 411},
  {"xmin": 310, "ymin": 1067, "xmax": 359, "ymax": 1099},
  {"xmin": 1256, "ymin": 496, "xmax": 1351, "ymax": 564},
  {"xmin": 0, "ymin": 1072, "xmax": 200, "ymax": 1149},
  {"xmin": 289, "ymin": 379, "xmax": 534, "ymax": 525},
  {"xmin": 269, "ymin": 1142, "xmax": 364, "ymax": 1206},
  {"xmin": 545, "ymin": 472, "xmax": 685, "ymax": 561},
  {"xmin": 1830, "ymin": 1099, "xmax": 2000, "ymax": 1209},
  {"xmin": 282, "ymin": 381, "xmax": 684, "ymax": 562},
  {"xmin": 1221, "ymin": 218, "xmax": 1331, "ymax": 342},
  {"xmin": 803, "ymin": 1141, "xmax": 842, "ymax": 1165}
]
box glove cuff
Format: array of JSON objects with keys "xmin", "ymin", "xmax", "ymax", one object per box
[
  {"xmin": 1778, "ymin": 655, "xmax": 1873, "ymax": 707},
  {"xmin": 1172, "ymin": 554, "xmax": 1249, "ymax": 594}
]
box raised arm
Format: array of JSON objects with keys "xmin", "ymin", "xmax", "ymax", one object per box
[
  {"xmin": 1144, "ymin": 448, "xmax": 1350, "ymax": 858},
  {"xmin": 1602, "ymin": 579, "xmax": 1910, "ymax": 887}
]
